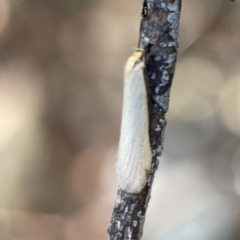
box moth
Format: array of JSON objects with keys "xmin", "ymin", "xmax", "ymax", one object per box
[{"xmin": 116, "ymin": 51, "xmax": 152, "ymax": 193}]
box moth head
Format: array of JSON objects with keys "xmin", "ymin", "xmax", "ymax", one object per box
[{"xmin": 124, "ymin": 51, "xmax": 144, "ymax": 77}]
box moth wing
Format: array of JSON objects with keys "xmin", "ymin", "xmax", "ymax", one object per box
[{"xmin": 116, "ymin": 61, "xmax": 152, "ymax": 193}]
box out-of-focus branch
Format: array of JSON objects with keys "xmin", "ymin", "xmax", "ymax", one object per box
[{"xmin": 106, "ymin": 1, "xmax": 181, "ymax": 239}]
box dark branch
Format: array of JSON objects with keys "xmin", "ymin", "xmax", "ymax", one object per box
[{"xmin": 107, "ymin": 1, "xmax": 182, "ymax": 239}]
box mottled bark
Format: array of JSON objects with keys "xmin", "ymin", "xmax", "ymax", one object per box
[{"xmin": 107, "ymin": 0, "xmax": 181, "ymax": 239}]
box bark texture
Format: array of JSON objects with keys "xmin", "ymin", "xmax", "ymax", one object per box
[{"xmin": 107, "ymin": 0, "xmax": 182, "ymax": 239}]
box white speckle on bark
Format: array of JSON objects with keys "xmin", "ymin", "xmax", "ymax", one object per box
[
  {"xmin": 151, "ymin": 72, "xmax": 156, "ymax": 80},
  {"xmin": 133, "ymin": 221, "xmax": 138, "ymax": 227},
  {"xmin": 161, "ymin": 2, "xmax": 167, "ymax": 9},
  {"xmin": 137, "ymin": 211, "xmax": 142, "ymax": 218},
  {"xmin": 167, "ymin": 1, "xmax": 179, "ymax": 12},
  {"xmin": 161, "ymin": 70, "xmax": 169, "ymax": 86},
  {"xmin": 159, "ymin": 42, "xmax": 167, "ymax": 48},
  {"xmin": 159, "ymin": 118, "xmax": 167, "ymax": 125},
  {"xmin": 155, "ymin": 124, "xmax": 161, "ymax": 131},
  {"xmin": 157, "ymin": 145, "xmax": 163, "ymax": 154},
  {"xmin": 117, "ymin": 220, "xmax": 121, "ymax": 229},
  {"xmin": 153, "ymin": 89, "xmax": 170, "ymax": 112},
  {"xmin": 143, "ymin": 36, "xmax": 150, "ymax": 44},
  {"xmin": 168, "ymin": 12, "xmax": 180, "ymax": 30},
  {"xmin": 152, "ymin": 149, "xmax": 156, "ymax": 156},
  {"xmin": 127, "ymin": 227, "xmax": 132, "ymax": 239},
  {"xmin": 169, "ymin": 29, "xmax": 178, "ymax": 41}
]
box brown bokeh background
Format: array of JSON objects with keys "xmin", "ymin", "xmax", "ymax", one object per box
[{"xmin": 0, "ymin": 0, "xmax": 240, "ymax": 239}]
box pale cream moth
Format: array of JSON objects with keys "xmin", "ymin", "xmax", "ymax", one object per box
[{"xmin": 116, "ymin": 51, "xmax": 152, "ymax": 193}]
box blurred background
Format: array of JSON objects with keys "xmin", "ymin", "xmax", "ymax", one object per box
[{"xmin": 0, "ymin": 0, "xmax": 240, "ymax": 239}]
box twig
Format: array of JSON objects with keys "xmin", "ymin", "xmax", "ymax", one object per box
[{"xmin": 106, "ymin": 0, "xmax": 182, "ymax": 239}]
